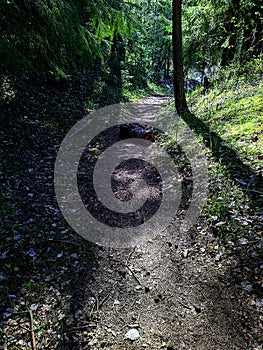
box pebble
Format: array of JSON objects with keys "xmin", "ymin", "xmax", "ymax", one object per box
[
  {"xmin": 28, "ymin": 248, "xmax": 36, "ymax": 257},
  {"xmin": 88, "ymin": 297, "xmax": 96, "ymax": 305},
  {"xmin": 30, "ymin": 303, "xmax": 38, "ymax": 311},
  {"xmin": 215, "ymin": 253, "xmax": 222, "ymax": 261},
  {"xmin": 125, "ymin": 328, "xmax": 140, "ymax": 341},
  {"xmin": 183, "ymin": 249, "xmax": 188, "ymax": 258},
  {"xmin": 239, "ymin": 238, "xmax": 248, "ymax": 245},
  {"xmin": 135, "ymin": 285, "xmax": 142, "ymax": 290}
]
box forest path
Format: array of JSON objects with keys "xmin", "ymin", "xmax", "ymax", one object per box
[
  {"xmin": 88, "ymin": 208, "xmax": 252, "ymax": 350},
  {"xmin": 1, "ymin": 95, "xmax": 260, "ymax": 350},
  {"xmin": 81, "ymin": 95, "xmax": 256, "ymax": 350}
]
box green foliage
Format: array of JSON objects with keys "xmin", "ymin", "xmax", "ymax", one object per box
[
  {"xmin": 0, "ymin": 0, "xmax": 135, "ymax": 77},
  {"xmin": 182, "ymin": 0, "xmax": 223, "ymax": 69},
  {"xmin": 0, "ymin": 0, "xmax": 261, "ymax": 91},
  {"xmin": 182, "ymin": 0, "xmax": 263, "ymax": 71}
]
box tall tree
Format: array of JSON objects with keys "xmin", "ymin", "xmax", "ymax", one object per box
[{"xmin": 173, "ymin": 0, "xmax": 188, "ymax": 114}]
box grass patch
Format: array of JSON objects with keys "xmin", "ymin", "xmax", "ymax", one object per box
[
  {"xmin": 189, "ymin": 65, "xmax": 263, "ymax": 171},
  {"xmin": 165, "ymin": 59, "xmax": 262, "ymax": 242}
]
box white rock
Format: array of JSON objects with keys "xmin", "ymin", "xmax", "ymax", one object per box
[
  {"xmin": 30, "ymin": 303, "xmax": 38, "ymax": 311},
  {"xmin": 88, "ymin": 297, "xmax": 96, "ymax": 305},
  {"xmin": 125, "ymin": 328, "xmax": 140, "ymax": 341}
]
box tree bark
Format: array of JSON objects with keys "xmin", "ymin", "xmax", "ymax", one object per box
[{"xmin": 173, "ymin": 0, "xmax": 188, "ymax": 114}]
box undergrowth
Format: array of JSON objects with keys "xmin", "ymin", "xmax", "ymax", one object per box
[
  {"xmin": 189, "ymin": 58, "xmax": 263, "ymax": 172},
  {"xmin": 196, "ymin": 60, "xmax": 261, "ymax": 242},
  {"xmin": 168, "ymin": 58, "xmax": 263, "ymax": 242}
]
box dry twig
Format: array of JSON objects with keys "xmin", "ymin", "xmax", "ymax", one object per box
[{"xmin": 28, "ymin": 309, "xmax": 36, "ymax": 350}]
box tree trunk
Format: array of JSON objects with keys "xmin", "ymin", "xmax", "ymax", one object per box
[
  {"xmin": 172, "ymin": 0, "xmax": 188, "ymax": 114},
  {"xmin": 109, "ymin": 32, "xmax": 125, "ymax": 97}
]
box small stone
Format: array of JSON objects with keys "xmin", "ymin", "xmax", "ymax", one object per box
[
  {"xmin": 239, "ymin": 238, "xmax": 248, "ymax": 245},
  {"xmin": 125, "ymin": 328, "xmax": 139, "ymax": 341},
  {"xmin": 88, "ymin": 297, "xmax": 96, "ymax": 305},
  {"xmin": 183, "ymin": 249, "xmax": 188, "ymax": 258},
  {"xmin": 30, "ymin": 303, "xmax": 38, "ymax": 311},
  {"xmin": 28, "ymin": 248, "xmax": 36, "ymax": 257},
  {"xmin": 215, "ymin": 253, "xmax": 222, "ymax": 261}
]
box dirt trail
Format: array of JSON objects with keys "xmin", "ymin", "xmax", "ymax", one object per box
[
  {"xmin": 87, "ymin": 227, "xmax": 253, "ymax": 350},
  {"xmin": 77, "ymin": 96, "xmax": 258, "ymax": 350},
  {"xmin": 1, "ymin": 95, "xmax": 261, "ymax": 350}
]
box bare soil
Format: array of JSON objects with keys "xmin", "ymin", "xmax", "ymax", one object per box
[{"xmin": 0, "ymin": 88, "xmax": 262, "ymax": 350}]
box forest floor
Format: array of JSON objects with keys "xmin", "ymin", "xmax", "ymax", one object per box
[{"xmin": 0, "ymin": 73, "xmax": 262, "ymax": 349}]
